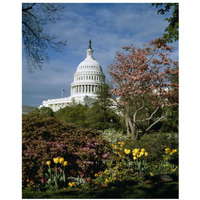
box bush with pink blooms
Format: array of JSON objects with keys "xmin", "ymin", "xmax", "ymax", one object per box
[{"xmin": 22, "ymin": 112, "xmax": 112, "ymax": 187}]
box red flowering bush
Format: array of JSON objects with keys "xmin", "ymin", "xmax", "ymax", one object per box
[{"xmin": 22, "ymin": 112, "xmax": 112, "ymax": 187}]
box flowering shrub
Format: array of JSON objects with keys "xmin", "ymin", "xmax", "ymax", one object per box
[
  {"xmin": 22, "ymin": 112, "xmax": 112, "ymax": 187},
  {"xmin": 93, "ymin": 141, "xmax": 150, "ymax": 186}
]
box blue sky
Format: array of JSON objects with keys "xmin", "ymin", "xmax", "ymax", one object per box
[{"xmin": 22, "ymin": 3, "xmax": 178, "ymax": 107}]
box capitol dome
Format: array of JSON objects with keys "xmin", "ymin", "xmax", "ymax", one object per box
[
  {"xmin": 40, "ymin": 39, "xmax": 106, "ymax": 111},
  {"xmin": 71, "ymin": 39, "xmax": 106, "ymax": 98}
]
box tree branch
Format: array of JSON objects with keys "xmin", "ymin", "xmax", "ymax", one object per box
[
  {"xmin": 22, "ymin": 3, "xmax": 36, "ymax": 12},
  {"xmin": 22, "ymin": 21, "xmax": 39, "ymax": 40},
  {"xmin": 145, "ymin": 109, "xmax": 170, "ymax": 132},
  {"xmin": 136, "ymin": 106, "xmax": 159, "ymax": 123},
  {"xmin": 133, "ymin": 99, "xmax": 145, "ymax": 122}
]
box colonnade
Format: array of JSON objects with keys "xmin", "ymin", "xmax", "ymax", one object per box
[
  {"xmin": 76, "ymin": 75, "xmax": 104, "ymax": 82},
  {"xmin": 71, "ymin": 84, "xmax": 102, "ymax": 95}
]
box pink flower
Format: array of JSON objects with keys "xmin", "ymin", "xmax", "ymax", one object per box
[{"xmin": 102, "ymin": 153, "xmax": 108, "ymax": 158}]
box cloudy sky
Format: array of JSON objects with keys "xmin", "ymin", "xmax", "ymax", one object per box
[{"xmin": 22, "ymin": 3, "xmax": 178, "ymax": 107}]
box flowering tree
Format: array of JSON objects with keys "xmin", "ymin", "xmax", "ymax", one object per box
[{"xmin": 109, "ymin": 38, "xmax": 178, "ymax": 140}]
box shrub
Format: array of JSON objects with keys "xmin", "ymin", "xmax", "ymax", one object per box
[
  {"xmin": 22, "ymin": 112, "xmax": 112, "ymax": 188},
  {"xmin": 123, "ymin": 132, "xmax": 178, "ymax": 164}
]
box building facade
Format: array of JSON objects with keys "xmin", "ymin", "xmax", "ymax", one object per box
[{"xmin": 40, "ymin": 40, "xmax": 106, "ymax": 112}]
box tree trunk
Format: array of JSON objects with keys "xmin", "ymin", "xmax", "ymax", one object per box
[{"xmin": 125, "ymin": 115, "xmax": 137, "ymax": 140}]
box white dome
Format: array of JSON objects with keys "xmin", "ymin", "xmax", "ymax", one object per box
[
  {"xmin": 77, "ymin": 58, "xmax": 103, "ymax": 73},
  {"xmin": 70, "ymin": 40, "xmax": 105, "ymax": 98}
]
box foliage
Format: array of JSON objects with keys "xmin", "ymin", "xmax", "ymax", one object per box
[
  {"xmin": 152, "ymin": 3, "xmax": 179, "ymax": 43},
  {"xmin": 109, "ymin": 38, "xmax": 179, "ymax": 140},
  {"xmin": 123, "ymin": 132, "xmax": 178, "ymax": 164},
  {"xmin": 22, "ymin": 3, "xmax": 67, "ymax": 71},
  {"xmin": 160, "ymin": 106, "xmax": 178, "ymax": 132},
  {"xmin": 22, "ymin": 112, "xmax": 112, "ymax": 187},
  {"xmin": 54, "ymin": 104, "xmax": 89, "ymax": 127},
  {"xmin": 102, "ymin": 130, "xmax": 130, "ymax": 144},
  {"xmin": 156, "ymin": 148, "xmax": 178, "ymax": 176},
  {"xmin": 54, "ymin": 98, "xmax": 122, "ymax": 131},
  {"xmin": 31, "ymin": 106, "xmax": 54, "ymax": 117}
]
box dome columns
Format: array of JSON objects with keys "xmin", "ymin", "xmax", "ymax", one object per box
[{"xmin": 71, "ymin": 84, "xmax": 102, "ymax": 96}]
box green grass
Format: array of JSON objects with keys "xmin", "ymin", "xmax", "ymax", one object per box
[{"xmin": 22, "ymin": 181, "xmax": 178, "ymax": 199}]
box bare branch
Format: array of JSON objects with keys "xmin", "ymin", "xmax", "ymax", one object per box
[
  {"xmin": 22, "ymin": 3, "xmax": 36, "ymax": 12},
  {"xmin": 133, "ymin": 99, "xmax": 145, "ymax": 122},
  {"xmin": 136, "ymin": 106, "xmax": 159, "ymax": 123},
  {"xmin": 145, "ymin": 109, "xmax": 170, "ymax": 132}
]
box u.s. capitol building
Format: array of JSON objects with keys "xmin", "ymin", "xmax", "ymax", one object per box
[{"xmin": 40, "ymin": 40, "xmax": 106, "ymax": 111}]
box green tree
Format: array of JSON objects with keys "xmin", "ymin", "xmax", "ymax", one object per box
[
  {"xmin": 152, "ymin": 3, "xmax": 179, "ymax": 43},
  {"xmin": 30, "ymin": 106, "xmax": 54, "ymax": 117},
  {"xmin": 86, "ymin": 84, "xmax": 122, "ymax": 131},
  {"xmin": 22, "ymin": 3, "xmax": 67, "ymax": 71},
  {"xmin": 54, "ymin": 104, "xmax": 89, "ymax": 127}
]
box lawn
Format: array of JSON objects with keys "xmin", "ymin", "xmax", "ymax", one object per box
[{"xmin": 22, "ymin": 181, "xmax": 178, "ymax": 199}]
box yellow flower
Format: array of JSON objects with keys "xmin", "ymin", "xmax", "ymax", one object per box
[
  {"xmin": 132, "ymin": 148, "xmax": 140, "ymax": 155},
  {"xmin": 173, "ymin": 166, "xmax": 178, "ymax": 172},
  {"xmin": 68, "ymin": 182, "xmax": 76, "ymax": 187},
  {"xmin": 26, "ymin": 179, "xmax": 29, "ymax": 182},
  {"xmin": 144, "ymin": 152, "xmax": 148, "ymax": 156},
  {"xmin": 46, "ymin": 161, "xmax": 51, "ymax": 166},
  {"xmin": 165, "ymin": 148, "xmax": 171, "ymax": 154},
  {"xmin": 105, "ymin": 178, "xmax": 109, "ymax": 183},
  {"xmin": 133, "ymin": 156, "xmax": 137, "ymax": 160},
  {"xmin": 120, "ymin": 142, "xmax": 125, "ymax": 146},
  {"xmin": 141, "ymin": 148, "xmax": 145, "ymax": 152},
  {"xmin": 140, "ymin": 151, "xmax": 144, "ymax": 156},
  {"xmin": 53, "ymin": 157, "xmax": 59, "ymax": 164},
  {"xmin": 63, "ymin": 161, "xmax": 68, "ymax": 166},
  {"xmin": 150, "ymin": 172, "xmax": 154, "ymax": 176},
  {"xmin": 165, "ymin": 156, "xmax": 168, "ymax": 160},
  {"xmin": 104, "ymin": 170, "xmax": 108, "ymax": 174},
  {"xmin": 124, "ymin": 149, "xmax": 131, "ymax": 154},
  {"xmin": 170, "ymin": 151, "xmax": 174, "ymax": 156},
  {"xmin": 94, "ymin": 173, "xmax": 98, "ymax": 177},
  {"xmin": 164, "ymin": 164, "xmax": 168, "ymax": 167},
  {"xmin": 27, "ymin": 184, "xmax": 30, "ymax": 187},
  {"xmin": 172, "ymin": 149, "xmax": 177, "ymax": 153},
  {"xmin": 118, "ymin": 147, "xmax": 122, "ymax": 151},
  {"xmin": 59, "ymin": 157, "xmax": 64, "ymax": 164},
  {"xmin": 137, "ymin": 154, "xmax": 141, "ymax": 158}
]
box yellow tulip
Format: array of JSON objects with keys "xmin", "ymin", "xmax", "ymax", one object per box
[
  {"xmin": 141, "ymin": 148, "xmax": 145, "ymax": 152},
  {"xmin": 140, "ymin": 151, "xmax": 144, "ymax": 156},
  {"xmin": 59, "ymin": 157, "xmax": 64, "ymax": 164},
  {"xmin": 68, "ymin": 182, "xmax": 76, "ymax": 187},
  {"xmin": 53, "ymin": 157, "xmax": 59, "ymax": 164},
  {"xmin": 165, "ymin": 148, "xmax": 171, "ymax": 154},
  {"xmin": 172, "ymin": 149, "xmax": 177, "ymax": 153},
  {"xmin": 133, "ymin": 156, "xmax": 137, "ymax": 160},
  {"xmin": 124, "ymin": 149, "xmax": 131, "ymax": 154},
  {"xmin": 46, "ymin": 161, "xmax": 51, "ymax": 166},
  {"xmin": 144, "ymin": 152, "xmax": 148, "ymax": 156},
  {"xmin": 63, "ymin": 161, "xmax": 68, "ymax": 166}
]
